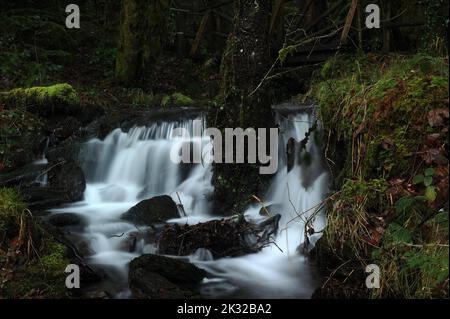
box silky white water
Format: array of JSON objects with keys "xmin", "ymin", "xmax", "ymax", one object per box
[{"xmin": 51, "ymin": 111, "xmax": 328, "ymax": 298}]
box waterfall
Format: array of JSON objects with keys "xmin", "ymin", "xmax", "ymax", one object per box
[{"xmin": 51, "ymin": 110, "xmax": 328, "ymax": 298}]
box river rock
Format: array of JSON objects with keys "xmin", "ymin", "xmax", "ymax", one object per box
[
  {"xmin": 19, "ymin": 160, "xmax": 86, "ymax": 210},
  {"xmin": 121, "ymin": 195, "xmax": 179, "ymax": 226},
  {"xmin": 46, "ymin": 141, "xmax": 81, "ymax": 163},
  {"xmin": 48, "ymin": 160, "xmax": 85, "ymax": 199},
  {"xmin": 128, "ymin": 254, "xmax": 206, "ymax": 299},
  {"xmin": 48, "ymin": 213, "xmax": 85, "ymax": 228},
  {"xmin": 52, "ymin": 116, "xmax": 82, "ymax": 140}
]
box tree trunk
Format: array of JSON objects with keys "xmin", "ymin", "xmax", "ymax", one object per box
[
  {"xmin": 115, "ymin": 0, "xmax": 169, "ymax": 84},
  {"xmin": 209, "ymin": 0, "xmax": 274, "ymax": 215}
]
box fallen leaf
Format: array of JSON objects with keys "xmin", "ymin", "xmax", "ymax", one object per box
[
  {"xmin": 428, "ymin": 108, "xmax": 449, "ymax": 127},
  {"xmin": 422, "ymin": 148, "xmax": 449, "ymax": 165}
]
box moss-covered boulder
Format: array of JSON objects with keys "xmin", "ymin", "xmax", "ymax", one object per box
[
  {"xmin": 161, "ymin": 92, "xmax": 194, "ymax": 107},
  {"xmin": 170, "ymin": 92, "xmax": 194, "ymax": 106},
  {"xmin": 0, "ymin": 83, "xmax": 80, "ymax": 116}
]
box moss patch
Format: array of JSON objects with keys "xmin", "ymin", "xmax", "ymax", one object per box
[
  {"xmin": 169, "ymin": 92, "xmax": 194, "ymax": 106},
  {"xmin": 0, "ymin": 83, "xmax": 80, "ymax": 116}
]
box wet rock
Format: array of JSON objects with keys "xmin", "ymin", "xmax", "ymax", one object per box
[
  {"xmin": 20, "ymin": 188, "xmax": 72, "ymax": 210},
  {"xmin": 63, "ymin": 232, "xmax": 95, "ymax": 257},
  {"xmin": 46, "ymin": 141, "xmax": 81, "ymax": 164},
  {"xmin": 52, "ymin": 116, "xmax": 82, "ymax": 140},
  {"xmin": 48, "ymin": 213, "xmax": 85, "ymax": 228},
  {"xmin": 121, "ymin": 195, "xmax": 179, "ymax": 226},
  {"xmin": 0, "ymin": 162, "xmax": 47, "ymax": 187},
  {"xmin": 119, "ymin": 231, "xmax": 148, "ymax": 253},
  {"xmin": 158, "ymin": 214, "xmax": 281, "ymax": 258},
  {"xmin": 47, "ymin": 160, "xmax": 85, "ymax": 200},
  {"xmin": 19, "ymin": 160, "xmax": 86, "ymax": 210},
  {"xmin": 286, "ymin": 137, "xmax": 297, "ymax": 172},
  {"xmin": 128, "ymin": 254, "xmax": 206, "ymax": 299}
]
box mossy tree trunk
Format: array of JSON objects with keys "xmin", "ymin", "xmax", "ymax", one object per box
[
  {"xmin": 209, "ymin": 0, "xmax": 274, "ymax": 215},
  {"xmin": 115, "ymin": 0, "xmax": 169, "ymax": 84}
]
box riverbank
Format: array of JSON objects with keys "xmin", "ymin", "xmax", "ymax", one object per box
[{"xmin": 310, "ymin": 54, "xmax": 449, "ymax": 298}]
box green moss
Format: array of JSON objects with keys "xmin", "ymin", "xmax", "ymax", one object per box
[
  {"xmin": 371, "ymin": 212, "xmax": 449, "ymax": 298},
  {"xmin": 171, "ymin": 92, "xmax": 194, "ymax": 106},
  {"xmin": 40, "ymin": 243, "xmax": 68, "ymax": 273},
  {"xmin": 315, "ymin": 54, "xmax": 448, "ymax": 184},
  {"xmin": 3, "ymin": 241, "xmax": 71, "ymax": 298},
  {"xmin": 1, "ymin": 83, "xmax": 79, "ymax": 116},
  {"xmin": 0, "ymin": 188, "xmax": 71, "ymax": 298}
]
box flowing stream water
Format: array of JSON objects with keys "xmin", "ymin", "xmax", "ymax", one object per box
[{"xmin": 51, "ymin": 110, "xmax": 328, "ymax": 298}]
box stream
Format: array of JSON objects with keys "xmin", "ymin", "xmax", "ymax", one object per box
[{"xmin": 50, "ymin": 109, "xmax": 328, "ymax": 299}]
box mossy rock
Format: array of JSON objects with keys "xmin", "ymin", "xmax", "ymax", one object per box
[
  {"xmin": 171, "ymin": 92, "xmax": 194, "ymax": 106},
  {"xmin": 160, "ymin": 92, "xmax": 194, "ymax": 107},
  {"xmin": 0, "ymin": 84, "xmax": 80, "ymax": 116}
]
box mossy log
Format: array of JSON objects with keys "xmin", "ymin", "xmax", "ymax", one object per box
[{"xmin": 0, "ymin": 83, "xmax": 80, "ymax": 116}]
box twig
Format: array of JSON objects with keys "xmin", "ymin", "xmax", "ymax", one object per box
[
  {"xmin": 321, "ymin": 259, "xmax": 351, "ymax": 289},
  {"xmin": 33, "ymin": 161, "xmax": 66, "ymax": 182},
  {"xmin": 176, "ymin": 192, "xmax": 187, "ymax": 217},
  {"xmin": 248, "ymin": 57, "xmax": 280, "ymax": 97},
  {"xmin": 110, "ymin": 232, "xmax": 125, "ymax": 238},
  {"xmin": 252, "ymin": 194, "xmax": 272, "ymax": 217}
]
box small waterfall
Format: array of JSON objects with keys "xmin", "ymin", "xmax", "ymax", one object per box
[
  {"xmin": 195, "ymin": 112, "xmax": 328, "ymax": 298},
  {"xmin": 51, "ymin": 110, "xmax": 327, "ymax": 298}
]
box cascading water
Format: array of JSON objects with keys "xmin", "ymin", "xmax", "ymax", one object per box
[{"xmin": 51, "ymin": 110, "xmax": 328, "ymax": 298}]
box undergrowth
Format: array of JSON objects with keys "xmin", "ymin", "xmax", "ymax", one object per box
[
  {"xmin": 0, "ymin": 188, "xmax": 70, "ymax": 298},
  {"xmin": 312, "ymin": 53, "xmax": 449, "ymax": 298}
]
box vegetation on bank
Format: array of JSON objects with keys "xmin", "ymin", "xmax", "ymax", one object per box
[
  {"xmin": 0, "ymin": 188, "xmax": 70, "ymax": 298},
  {"xmin": 312, "ymin": 54, "xmax": 449, "ymax": 298}
]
